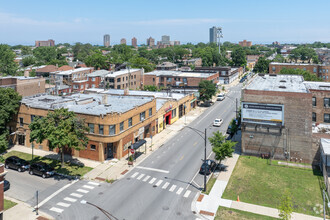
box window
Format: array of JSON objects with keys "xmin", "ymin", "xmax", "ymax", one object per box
[
  {"xmin": 109, "ymin": 125, "xmax": 116, "ymax": 135},
  {"xmin": 149, "ymin": 108, "xmax": 152, "ymax": 117},
  {"xmin": 31, "ymin": 115, "xmax": 36, "ymax": 122},
  {"xmin": 323, "ymin": 69, "xmax": 326, "ymax": 73},
  {"xmin": 80, "ymin": 85, "xmax": 84, "ymax": 89},
  {"xmin": 74, "ymin": 85, "xmax": 79, "ymax": 89},
  {"xmin": 117, "ymin": 85, "xmax": 121, "ymax": 89},
  {"xmin": 92, "ymin": 84, "xmax": 95, "ymax": 88},
  {"xmin": 221, "ymin": 70, "xmax": 227, "ymax": 76},
  {"xmin": 128, "ymin": 118, "xmax": 132, "ymax": 127},
  {"xmin": 134, "ymin": 75, "xmax": 136, "ymax": 79},
  {"xmin": 90, "ymin": 144, "xmax": 96, "ymax": 150},
  {"xmin": 325, "ymin": 114, "xmax": 330, "ymax": 123},
  {"xmin": 303, "ymin": 68, "xmax": 306, "ymax": 71},
  {"xmin": 120, "ymin": 122, "xmax": 124, "ymax": 132},
  {"xmin": 313, "ymin": 67, "xmax": 317, "ymax": 73},
  {"xmin": 126, "ymin": 76, "xmax": 128, "ymax": 81},
  {"xmin": 312, "ymin": 97, "xmax": 316, "ymax": 107},
  {"xmin": 167, "ymin": 77, "xmax": 172, "ymax": 82},
  {"xmin": 117, "ymin": 78, "xmax": 121, "ymax": 83},
  {"xmin": 140, "ymin": 111, "xmax": 145, "ymax": 121},
  {"xmin": 99, "ymin": 125, "xmax": 104, "ymax": 135},
  {"xmin": 324, "ymin": 98, "xmax": 330, "ymax": 107},
  {"xmin": 88, "ymin": 123, "xmax": 94, "ymax": 133},
  {"xmin": 19, "ymin": 117, "xmax": 24, "ymax": 127},
  {"xmin": 92, "ymin": 77, "xmax": 96, "ymax": 82},
  {"xmin": 172, "ymin": 108, "xmax": 177, "ymax": 118},
  {"xmin": 153, "ymin": 78, "xmax": 155, "ymax": 82},
  {"xmin": 312, "ymin": 112, "xmax": 316, "ymax": 122}
]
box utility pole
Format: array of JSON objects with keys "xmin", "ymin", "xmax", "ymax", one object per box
[
  {"xmin": 216, "ymin": 27, "xmax": 223, "ymax": 55},
  {"xmin": 204, "ymin": 128, "xmax": 207, "ymax": 192}
]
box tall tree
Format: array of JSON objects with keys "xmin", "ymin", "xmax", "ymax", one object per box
[
  {"xmin": 129, "ymin": 56, "xmax": 155, "ymax": 73},
  {"xmin": 253, "ymin": 57, "xmax": 271, "ymax": 73},
  {"xmin": 198, "ymin": 80, "xmax": 217, "ymax": 102},
  {"xmin": 231, "ymin": 47, "xmax": 247, "ymax": 67},
  {"xmin": 0, "ymin": 88, "xmax": 22, "ymax": 152},
  {"xmin": 209, "ymin": 131, "xmax": 236, "ymax": 165},
  {"xmin": 33, "ymin": 46, "xmax": 57, "ymax": 63},
  {"xmin": 22, "ymin": 56, "xmax": 36, "ymax": 67},
  {"xmin": 29, "ymin": 108, "xmax": 89, "ymax": 167},
  {"xmin": 21, "ymin": 46, "xmax": 32, "ymax": 55},
  {"xmin": 85, "ymin": 52, "xmax": 108, "ymax": 70},
  {"xmin": 0, "ymin": 44, "xmax": 18, "ymax": 75}
]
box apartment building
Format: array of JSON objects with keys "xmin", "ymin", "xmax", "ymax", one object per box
[
  {"xmin": 132, "ymin": 37, "xmax": 137, "ymax": 47},
  {"xmin": 104, "ymin": 68, "xmax": 144, "ymax": 90},
  {"xmin": 0, "ymin": 76, "xmax": 46, "ymax": 97},
  {"xmin": 50, "ymin": 67, "xmax": 93, "ymax": 86},
  {"xmin": 239, "ymin": 40, "xmax": 252, "ymax": 47},
  {"xmin": 195, "ymin": 66, "xmax": 244, "ymax": 84},
  {"xmin": 35, "ymin": 39, "xmax": 55, "ymax": 47},
  {"xmin": 147, "ymin": 37, "xmax": 155, "ymax": 47}
]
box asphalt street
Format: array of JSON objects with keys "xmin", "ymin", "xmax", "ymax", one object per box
[{"xmin": 39, "ymin": 83, "xmax": 242, "ymax": 220}]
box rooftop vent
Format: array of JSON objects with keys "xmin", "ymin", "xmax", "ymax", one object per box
[
  {"xmin": 269, "ymin": 74, "xmax": 277, "ymax": 77},
  {"xmin": 280, "ymin": 80, "xmax": 286, "ymax": 83},
  {"xmin": 258, "ymin": 73, "xmax": 265, "ymax": 76},
  {"xmin": 279, "ymin": 86, "xmax": 286, "ymax": 89}
]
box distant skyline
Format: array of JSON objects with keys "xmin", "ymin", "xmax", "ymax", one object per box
[{"xmin": 1, "ymin": 0, "xmax": 330, "ymax": 45}]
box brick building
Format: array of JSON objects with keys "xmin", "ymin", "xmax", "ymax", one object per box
[
  {"xmin": 239, "ymin": 40, "xmax": 252, "ymax": 47},
  {"xmin": 269, "ymin": 62, "xmax": 330, "ymax": 81},
  {"xmin": 241, "ymin": 74, "xmax": 317, "ymax": 163},
  {"xmin": 195, "ymin": 66, "xmax": 244, "ymax": 84},
  {"xmin": 35, "ymin": 39, "xmax": 55, "ymax": 47},
  {"xmin": 147, "ymin": 37, "xmax": 155, "ymax": 47},
  {"xmin": 16, "ymin": 94, "xmax": 156, "ymax": 161},
  {"xmin": 0, "ymin": 76, "xmax": 46, "ymax": 97},
  {"xmin": 87, "ymin": 70, "xmax": 110, "ymax": 89},
  {"xmin": 50, "ymin": 67, "xmax": 93, "ymax": 86},
  {"xmin": 183, "ymin": 58, "xmax": 202, "ymax": 67},
  {"xmin": 132, "ymin": 37, "xmax": 137, "ymax": 48},
  {"xmin": 35, "ymin": 65, "xmax": 58, "ymax": 77},
  {"xmin": 104, "ymin": 68, "xmax": 144, "ymax": 90},
  {"xmin": 156, "ymin": 62, "xmax": 177, "ymax": 70},
  {"xmin": 120, "ymin": 38, "xmax": 127, "ymax": 45},
  {"xmin": 143, "ymin": 70, "xmax": 218, "ymax": 88}
]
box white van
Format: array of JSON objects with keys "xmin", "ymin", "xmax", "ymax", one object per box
[{"xmin": 217, "ymin": 93, "xmax": 225, "ymax": 101}]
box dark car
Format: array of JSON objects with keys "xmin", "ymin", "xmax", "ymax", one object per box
[
  {"xmin": 29, "ymin": 162, "xmax": 55, "ymax": 178},
  {"xmin": 4, "ymin": 180, "xmax": 10, "ymax": 191},
  {"xmin": 5, "ymin": 156, "xmax": 30, "ymax": 172},
  {"xmin": 199, "ymin": 159, "xmax": 216, "ymax": 175},
  {"xmin": 226, "ymin": 125, "xmax": 233, "ymax": 135}
]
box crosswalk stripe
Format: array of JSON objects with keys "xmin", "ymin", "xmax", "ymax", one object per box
[
  {"xmin": 50, "ymin": 207, "xmax": 63, "ymax": 213},
  {"xmin": 57, "ymin": 202, "xmax": 71, "ymax": 208},
  {"xmin": 169, "ymin": 185, "xmax": 177, "ymax": 192},
  {"xmin": 162, "ymin": 182, "xmax": 170, "ymax": 189},
  {"xmin": 77, "ymin": 189, "xmax": 89, "ymax": 194},
  {"xmin": 155, "ymin": 180, "xmax": 163, "ymax": 187},
  {"xmin": 64, "ymin": 197, "xmax": 77, "ymax": 202},
  {"xmin": 149, "ymin": 178, "xmax": 156, "ymax": 184},
  {"xmin": 88, "ymin": 181, "xmax": 99, "ymax": 186},
  {"xmin": 143, "ymin": 175, "xmax": 150, "ymax": 182},
  {"xmin": 176, "ymin": 187, "xmax": 184, "ymax": 195},
  {"xmin": 137, "ymin": 174, "xmax": 145, "ymax": 180},
  {"xmin": 183, "ymin": 190, "xmax": 191, "ymax": 198},
  {"xmin": 70, "ymin": 193, "xmax": 83, "ymax": 198},
  {"xmin": 83, "ymin": 185, "xmax": 94, "ymax": 189},
  {"xmin": 131, "ymin": 172, "xmax": 139, "ymax": 178}
]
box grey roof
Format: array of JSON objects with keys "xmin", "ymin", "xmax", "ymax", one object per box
[
  {"xmin": 304, "ymin": 81, "xmax": 330, "ymax": 91},
  {"xmin": 105, "ymin": 69, "xmax": 141, "ymax": 78},
  {"xmin": 321, "ymin": 138, "xmax": 330, "ymax": 155},
  {"xmin": 144, "ymin": 70, "xmax": 216, "ymax": 78},
  {"xmin": 156, "ymin": 99, "xmax": 168, "ymax": 111},
  {"xmin": 246, "ymin": 74, "xmax": 309, "ymax": 93},
  {"xmin": 88, "ymin": 70, "xmax": 111, "ymax": 77},
  {"xmin": 21, "ymin": 93, "xmax": 154, "ymax": 116},
  {"xmin": 1, "ymin": 76, "xmax": 39, "ymax": 80}
]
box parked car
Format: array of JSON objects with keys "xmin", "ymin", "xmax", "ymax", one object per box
[
  {"xmin": 199, "ymin": 159, "xmax": 216, "ymax": 175},
  {"xmin": 29, "ymin": 162, "xmax": 55, "ymax": 178},
  {"xmin": 226, "ymin": 124, "xmax": 233, "ymax": 135},
  {"xmin": 239, "ymin": 77, "xmax": 246, "ymax": 83},
  {"xmin": 216, "ymin": 94, "xmax": 225, "ymax": 101},
  {"xmin": 4, "ymin": 179, "xmax": 10, "ymax": 191},
  {"xmin": 213, "ymin": 118, "xmax": 223, "ymax": 127},
  {"xmin": 5, "ymin": 156, "xmax": 30, "ymax": 172}
]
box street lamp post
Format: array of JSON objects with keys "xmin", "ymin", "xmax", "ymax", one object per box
[{"xmin": 80, "ymin": 200, "xmax": 118, "ymax": 220}]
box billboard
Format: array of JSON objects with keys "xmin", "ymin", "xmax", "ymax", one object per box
[{"xmin": 241, "ymin": 102, "xmax": 284, "ymax": 126}]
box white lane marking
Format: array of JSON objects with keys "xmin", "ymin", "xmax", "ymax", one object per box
[
  {"xmin": 131, "ymin": 172, "xmax": 139, "ymax": 178},
  {"xmin": 70, "ymin": 193, "xmax": 83, "ymax": 198},
  {"xmin": 169, "ymin": 185, "xmax": 177, "ymax": 192},
  {"xmin": 162, "ymin": 182, "xmax": 170, "ymax": 189},
  {"xmin": 77, "ymin": 189, "xmax": 89, "ymax": 194},
  {"xmin": 88, "ymin": 181, "xmax": 99, "ymax": 186},
  {"xmin": 57, "ymin": 202, "xmax": 71, "ymax": 208},
  {"xmin": 184, "ymin": 190, "xmax": 191, "ymax": 198},
  {"xmin": 155, "ymin": 180, "xmax": 163, "ymax": 186},
  {"xmin": 143, "ymin": 175, "xmax": 150, "ymax": 182},
  {"xmin": 64, "ymin": 197, "xmax": 77, "ymax": 202},
  {"xmin": 137, "ymin": 173, "xmax": 145, "ymax": 180},
  {"xmin": 149, "ymin": 178, "xmax": 156, "ymax": 184},
  {"xmin": 83, "ymin": 185, "xmax": 94, "ymax": 189},
  {"xmin": 136, "ymin": 166, "xmax": 169, "ymax": 174},
  {"xmin": 35, "ymin": 179, "xmax": 78, "ymax": 209},
  {"xmin": 50, "ymin": 207, "xmax": 63, "ymax": 213},
  {"xmin": 176, "ymin": 187, "xmax": 184, "ymax": 195}
]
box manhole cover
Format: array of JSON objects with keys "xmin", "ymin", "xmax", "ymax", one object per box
[
  {"xmin": 162, "ymin": 206, "xmax": 169, "ymax": 211},
  {"xmin": 153, "ymin": 185, "xmax": 157, "ymax": 188}
]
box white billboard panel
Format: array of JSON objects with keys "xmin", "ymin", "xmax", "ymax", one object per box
[{"xmin": 242, "ymin": 102, "xmax": 284, "ymax": 126}]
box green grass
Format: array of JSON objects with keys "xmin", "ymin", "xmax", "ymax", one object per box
[
  {"xmin": 215, "ymin": 206, "xmax": 278, "ymax": 220},
  {"xmin": 202, "ymin": 175, "xmax": 217, "ymax": 195},
  {"xmin": 222, "ymin": 156, "xmax": 324, "ymax": 217},
  {"xmin": 3, "ymin": 151, "xmax": 92, "ymax": 177},
  {"xmin": 4, "ymin": 199, "xmax": 17, "ymax": 210}
]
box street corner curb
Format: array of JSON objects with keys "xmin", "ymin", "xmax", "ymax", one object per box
[
  {"xmin": 55, "ymin": 172, "xmax": 81, "ymax": 181},
  {"xmin": 191, "ymin": 191, "xmax": 201, "ymax": 215}
]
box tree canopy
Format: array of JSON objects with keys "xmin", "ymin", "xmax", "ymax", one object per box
[
  {"xmin": 253, "ymin": 57, "xmax": 272, "ymax": 73},
  {"xmin": 33, "ymin": 46, "xmax": 57, "ymax": 64},
  {"xmin": 29, "ymin": 108, "xmax": 89, "ymax": 167},
  {"xmin": 209, "ymin": 131, "xmax": 236, "ymax": 164},
  {"xmin": 0, "ymin": 44, "xmax": 18, "ymax": 75},
  {"xmin": 85, "ymin": 52, "xmax": 108, "ymax": 70},
  {"xmin": 231, "ymin": 47, "xmax": 247, "ymax": 67},
  {"xmin": 288, "ymin": 46, "xmax": 318, "ymax": 63},
  {"xmin": 198, "ymin": 80, "xmax": 217, "ymax": 102}
]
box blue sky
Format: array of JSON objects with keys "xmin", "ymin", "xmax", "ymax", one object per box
[{"xmin": 1, "ymin": 0, "xmax": 330, "ymax": 45}]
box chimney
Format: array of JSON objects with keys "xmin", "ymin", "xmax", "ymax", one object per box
[
  {"xmin": 124, "ymin": 88, "xmax": 129, "ymax": 96},
  {"xmin": 24, "ymin": 70, "xmax": 29, "ymax": 78},
  {"xmin": 102, "ymin": 94, "xmax": 107, "ymax": 105}
]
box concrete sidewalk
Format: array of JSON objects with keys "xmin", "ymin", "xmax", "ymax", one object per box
[
  {"xmin": 4, "ymin": 196, "xmax": 54, "ymax": 220},
  {"xmin": 194, "ymin": 131, "xmax": 323, "ymax": 220}
]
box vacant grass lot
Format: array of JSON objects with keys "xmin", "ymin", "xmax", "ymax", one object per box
[
  {"xmin": 3, "ymin": 151, "xmax": 92, "ymax": 177},
  {"xmin": 4, "ymin": 199, "xmax": 17, "ymax": 210},
  {"xmin": 222, "ymin": 156, "xmax": 324, "ymax": 217},
  {"xmin": 215, "ymin": 206, "xmax": 278, "ymax": 220}
]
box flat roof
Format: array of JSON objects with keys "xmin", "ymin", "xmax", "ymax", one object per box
[
  {"xmin": 101, "ymin": 89, "xmax": 186, "ymax": 100},
  {"xmin": 270, "ymin": 62, "xmax": 320, "ymax": 66},
  {"xmin": 246, "ymin": 74, "xmax": 309, "ymax": 93},
  {"xmin": 321, "ymin": 138, "xmax": 330, "ymax": 155},
  {"xmin": 304, "ymin": 81, "xmax": 330, "ymax": 91},
  {"xmin": 88, "ymin": 70, "xmax": 110, "ymax": 77},
  {"xmin": 1, "ymin": 76, "xmax": 39, "ymax": 80},
  {"xmin": 144, "ymin": 70, "xmax": 216, "ymax": 78},
  {"xmin": 21, "ymin": 93, "xmax": 154, "ymax": 116},
  {"xmin": 52, "ymin": 67, "xmax": 93, "ymax": 75},
  {"xmin": 105, "ymin": 68, "xmax": 141, "ymax": 78}
]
